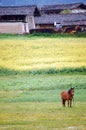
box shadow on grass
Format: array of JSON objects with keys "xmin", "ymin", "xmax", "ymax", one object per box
[{"xmin": 0, "ymin": 67, "xmax": 86, "ymax": 76}]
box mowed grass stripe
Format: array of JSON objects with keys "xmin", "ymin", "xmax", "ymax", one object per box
[{"xmin": 0, "ymin": 102, "xmax": 86, "ymax": 129}]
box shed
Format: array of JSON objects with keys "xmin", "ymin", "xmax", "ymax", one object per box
[
  {"xmin": 0, "ymin": 5, "xmax": 40, "ymax": 34},
  {"xmin": 41, "ymin": 3, "xmax": 86, "ymax": 14}
]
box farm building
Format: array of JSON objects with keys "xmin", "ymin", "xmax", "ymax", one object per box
[
  {"xmin": 0, "ymin": 3, "xmax": 86, "ymax": 34},
  {"xmin": 35, "ymin": 13, "xmax": 86, "ymax": 33},
  {"xmin": 34, "ymin": 3, "xmax": 86, "ymax": 33},
  {"xmin": 41, "ymin": 3, "xmax": 86, "ymax": 15},
  {"xmin": 0, "ymin": 5, "xmax": 40, "ymax": 34}
]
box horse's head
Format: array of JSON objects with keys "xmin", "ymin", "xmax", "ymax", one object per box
[{"xmin": 68, "ymin": 87, "xmax": 74, "ymax": 96}]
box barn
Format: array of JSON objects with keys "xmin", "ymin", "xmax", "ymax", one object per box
[
  {"xmin": 35, "ymin": 13, "xmax": 86, "ymax": 33},
  {"xmin": 0, "ymin": 5, "xmax": 40, "ymax": 34},
  {"xmin": 41, "ymin": 3, "xmax": 86, "ymax": 15}
]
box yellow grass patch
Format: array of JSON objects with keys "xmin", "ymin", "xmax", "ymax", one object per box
[{"xmin": 0, "ymin": 38, "xmax": 86, "ymax": 70}]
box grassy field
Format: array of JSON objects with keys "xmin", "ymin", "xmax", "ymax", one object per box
[
  {"xmin": 0, "ymin": 35, "xmax": 86, "ymax": 129},
  {"xmin": 0, "ymin": 75, "xmax": 86, "ymax": 130},
  {"xmin": 0, "ymin": 37, "xmax": 86, "ymax": 74}
]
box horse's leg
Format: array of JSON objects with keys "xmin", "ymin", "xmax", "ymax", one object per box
[
  {"xmin": 62, "ymin": 99, "xmax": 66, "ymax": 107},
  {"xmin": 68, "ymin": 100, "xmax": 69, "ymax": 107},
  {"xmin": 70, "ymin": 100, "xmax": 72, "ymax": 107}
]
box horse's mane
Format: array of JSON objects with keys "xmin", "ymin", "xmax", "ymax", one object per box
[
  {"xmin": 68, "ymin": 89, "xmax": 71, "ymax": 94},
  {"xmin": 68, "ymin": 87, "xmax": 74, "ymax": 94}
]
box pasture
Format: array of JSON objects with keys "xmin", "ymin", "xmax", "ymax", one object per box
[{"xmin": 0, "ymin": 35, "xmax": 86, "ymax": 129}]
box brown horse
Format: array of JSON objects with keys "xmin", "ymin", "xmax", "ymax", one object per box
[{"xmin": 61, "ymin": 88, "xmax": 74, "ymax": 107}]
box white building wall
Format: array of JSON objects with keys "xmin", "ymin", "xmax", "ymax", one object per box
[
  {"xmin": 72, "ymin": 9, "xmax": 86, "ymax": 13},
  {"xmin": 0, "ymin": 22, "xmax": 29, "ymax": 34}
]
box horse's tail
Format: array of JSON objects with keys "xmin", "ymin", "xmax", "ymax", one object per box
[
  {"xmin": 72, "ymin": 96, "xmax": 74, "ymax": 106},
  {"xmin": 73, "ymin": 97, "xmax": 74, "ymax": 102}
]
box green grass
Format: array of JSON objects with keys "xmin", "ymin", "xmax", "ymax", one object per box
[
  {"xmin": 0, "ymin": 75, "xmax": 86, "ymax": 102},
  {"xmin": 0, "ymin": 67, "xmax": 86, "ymax": 76},
  {"xmin": 0, "ymin": 32, "xmax": 86, "ymax": 39},
  {"xmin": 0, "ymin": 75, "xmax": 86, "ymax": 130}
]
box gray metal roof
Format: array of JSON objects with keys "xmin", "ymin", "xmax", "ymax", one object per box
[
  {"xmin": 41, "ymin": 3, "xmax": 86, "ymax": 11},
  {"xmin": 0, "ymin": 5, "xmax": 40, "ymax": 16}
]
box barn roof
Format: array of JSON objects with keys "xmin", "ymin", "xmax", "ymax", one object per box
[
  {"xmin": 41, "ymin": 3, "xmax": 86, "ymax": 10},
  {"xmin": 0, "ymin": 5, "xmax": 40, "ymax": 16},
  {"xmin": 41, "ymin": 3, "xmax": 86, "ymax": 14},
  {"xmin": 35, "ymin": 13, "xmax": 86, "ymax": 26}
]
